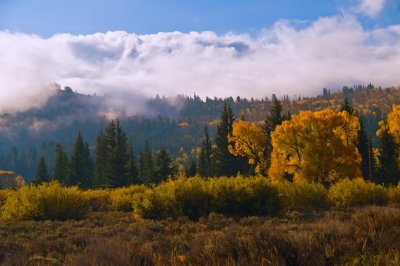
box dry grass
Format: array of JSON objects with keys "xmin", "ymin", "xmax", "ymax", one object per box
[{"xmin": 0, "ymin": 206, "xmax": 400, "ymax": 265}]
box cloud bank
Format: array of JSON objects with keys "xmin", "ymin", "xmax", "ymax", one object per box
[
  {"xmin": 356, "ymin": 0, "xmax": 386, "ymax": 17},
  {"xmin": 1, "ymin": 13, "xmax": 400, "ymax": 113}
]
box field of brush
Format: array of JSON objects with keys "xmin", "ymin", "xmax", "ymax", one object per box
[{"xmin": 1, "ymin": 177, "xmax": 400, "ymax": 265}]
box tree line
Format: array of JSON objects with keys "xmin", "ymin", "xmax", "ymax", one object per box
[{"xmin": 33, "ymin": 96, "xmax": 400, "ymax": 188}]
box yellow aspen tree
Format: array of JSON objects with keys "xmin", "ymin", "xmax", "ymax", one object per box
[
  {"xmin": 386, "ymin": 104, "xmax": 400, "ymax": 144},
  {"xmin": 228, "ymin": 120, "xmax": 267, "ymax": 175},
  {"xmin": 268, "ymin": 109, "xmax": 361, "ymax": 183}
]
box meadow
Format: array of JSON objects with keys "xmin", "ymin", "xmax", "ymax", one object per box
[{"xmin": 0, "ymin": 177, "xmax": 400, "ymax": 265}]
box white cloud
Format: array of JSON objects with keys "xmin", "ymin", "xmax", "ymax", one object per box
[
  {"xmin": 356, "ymin": 0, "xmax": 386, "ymax": 17},
  {"xmin": 0, "ymin": 13, "xmax": 400, "ymax": 113}
]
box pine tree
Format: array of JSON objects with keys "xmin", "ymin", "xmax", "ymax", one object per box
[
  {"xmin": 358, "ymin": 119, "xmax": 374, "ymax": 180},
  {"xmin": 33, "ymin": 157, "xmax": 49, "ymax": 184},
  {"xmin": 340, "ymin": 97, "xmax": 354, "ymax": 115},
  {"xmin": 128, "ymin": 143, "xmax": 139, "ymax": 184},
  {"xmin": 377, "ymin": 127, "xmax": 400, "ymax": 185},
  {"xmin": 155, "ymin": 148, "xmax": 175, "ymax": 182},
  {"xmin": 53, "ymin": 144, "xmax": 69, "ymax": 184},
  {"xmin": 94, "ymin": 129, "xmax": 110, "ymax": 187},
  {"xmin": 367, "ymin": 136, "xmax": 376, "ymax": 182},
  {"xmin": 264, "ymin": 97, "xmax": 289, "ymax": 170},
  {"xmin": 108, "ymin": 120, "xmax": 131, "ymax": 187},
  {"xmin": 198, "ymin": 125, "xmax": 212, "ymax": 177},
  {"xmin": 69, "ymin": 131, "xmax": 92, "ymax": 188},
  {"xmin": 139, "ymin": 141, "xmax": 154, "ymax": 184},
  {"xmin": 186, "ymin": 158, "xmax": 197, "ymax": 177},
  {"xmin": 94, "ymin": 120, "xmax": 133, "ymax": 187},
  {"xmin": 213, "ymin": 102, "xmax": 244, "ymax": 176}
]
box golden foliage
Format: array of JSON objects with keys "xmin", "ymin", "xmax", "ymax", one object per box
[
  {"xmin": 1, "ymin": 182, "xmax": 89, "ymax": 221},
  {"xmin": 268, "ymin": 109, "xmax": 361, "ymax": 183},
  {"xmin": 328, "ymin": 178, "xmax": 388, "ymax": 208},
  {"xmin": 228, "ymin": 120, "xmax": 267, "ymax": 174}
]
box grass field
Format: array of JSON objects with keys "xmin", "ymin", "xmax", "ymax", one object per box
[{"xmin": 1, "ymin": 205, "xmax": 400, "ymax": 265}]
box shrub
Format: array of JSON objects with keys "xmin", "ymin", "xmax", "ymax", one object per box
[
  {"xmin": 0, "ymin": 189, "xmax": 13, "ymax": 209},
  {"xmin": 133, "ymin": 176, "xmax": 281, "ymax": 220},
  {"xmin": 209, "ymin": 176, "xmax": 281, "ymax": 217},
  {"xmin": 132, "ymin": 183, "xmax": 178, "ymax": 220},
  {"xmin": 274, "ymin": 179, "xmax": 330, "ymax": 211},
  {"xmin": 83, "ymin": 189, "xmax": 112, "ymax": 212},
  {"xmin": 328, "ymin": 178, "xmax": 388, "ymax": 208},
  {"xmin": 1, "ymin": 182, "xmax": 89, "ymax": 221},
  {"xmin": 110, "ymin": 185, "xmax": 147, "ymax": 212},
  {"xmin": 388, "ymin": 184, "xmax": 400, "ymax": 205}
]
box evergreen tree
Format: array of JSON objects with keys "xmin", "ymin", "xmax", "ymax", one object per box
[
  {"xmin": 264, "ymin": 97, "xmax": 289, "ymax": 170},
  {"xmin": 377, "ymin": 127, "xmax": 400, "ymax": 185},
  {"xmin": 358, "ymin": 119, "xmax": 375, "ymax": 181},
  {"xmin": 139, "ymin": 141, "xmax": 154, "ymax": 183},
  {"xmin": 33, "ymin": 157, "xmax": 49, "ymax": 184},
  {"xmin": 213, "ymin": 102, "xmax": 242, "ymax": 176},
  {"xmin": 155, "ymin": 148, "xmax": 175, "ymax": 182},
  {"xmin": 69, "ymin": 131, "xmax": 92, "ymax": 188},
  {"xmin": 186, "ymin": 158, "xmax": 197, "ymax": 177},
  {"xmin": 108, "ymin": 120, "xmax": 131, "ymax": 187},
  {"xmin": 366, "ymin": 136, "xmax": 376, "ymax": 182},
  {"xmin": 94, "ymin": 120, "xmax": 133, "ymax": 187},
  {"xmin": 198, "ymin": 125, "xmax": 212, "ymax": 177},
  {"xmin": 53, "ymin": 144, "xmax": 69, "ymax": 184},
  {"xmin": 340, "ymin": 97, "xmax": 354, "ymax": 115},
  {"xmin": 128, "ymin": 143, "xmax": 139, "ymax": 184},
  {"xmin": 94, "ymin": 129, "xmax": 110, "ymax": 187}
]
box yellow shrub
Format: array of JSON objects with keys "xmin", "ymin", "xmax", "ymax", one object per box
[
  {"xmin": 208, "ymin": 176, "xmax": 281, "ymax": 216},
  {"xmin": 132, "ymin": 176, "xmax": 281, "ymax": 220},
  {"xmin": 274, "ymin": 179, "xmax": 330, "ymax": 211},
  {"xmin": 1, "ymin": 182, "xmax": 89, "ymax": 221},
  {"xmin": 110, "ymin": 185, "xmax": 147, "ymax": 212},
  {"xmin": 328, "ymin": 178, "xmax": 388, "ymax": 208},
  {"xmin": 0, "ymin": 189, "xmax": 13, "ymax": 209},
  {"xmin": 388, "ymin": 184, "xmax": 400, "ymax": 205}
]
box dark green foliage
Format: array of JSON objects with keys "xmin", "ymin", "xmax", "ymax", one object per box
[
  {"xmin": 340, "ymin": 97, "xmax": 355, "ymax": 115},
  {"xmin": 53, "ymin": 144, "xmax": 69, "ymax": 184},
  {"xmin": 154, "ymin": 148, "xmax": 175, "ymax": 182},
  {"xmin": 186, "ymin": 158, "xmax": 197, "ymax": 177},
  {"xmin": 213, "ymin": 102, "xmax": 240, "ymax": 176},
  {"xmin": 107, "ymin": 120, "xmax": 132, "ymax": 187},
  {"xmin": 93, "ymin": 130, "xmax": 110, "ymax": 187},
  {"xmin": 69, "ymin": 132, "xmax": 92, "ymax": 188},
  {"xmin": 32, "ymin": 157, "xmax": 50, "ymax": 184},
  {"xmin": 128, "ymin": 143, "xmax": 139, "ymax": 184},
  {"xmin": 93, "ymin": 121, "xmax": 134, "ymax": 188},
  {"xmin": 377, "ymin": 128, "xmax": 400, "ymax": 185},
  {"xmin": 263, "ymin": 97, "xmax": 290, "ymax": 169},
  {"xmin": 198, "ymin": 125, "xmax": 212, "ymax": 177},
  {"xmin": 139, "ymin": 141, "xmax": 154, "ymax": 184},
  {"xmin": 358, "ymin": 121, "xmax": 376, "ymax": 181}
]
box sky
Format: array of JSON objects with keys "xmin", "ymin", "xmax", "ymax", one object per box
[{"xmin": 0, "ymin": 0, "xmax": 400, "ymax": 113}]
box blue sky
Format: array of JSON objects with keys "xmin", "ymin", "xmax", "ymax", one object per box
[{"xmin": 0, "ymin": 0, "xmax": 399, "ymax": 36}]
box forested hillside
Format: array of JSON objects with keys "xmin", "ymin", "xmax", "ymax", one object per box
[{"xmin": 0, "ymin": 85, "xmax": 399, "ymax": 181}]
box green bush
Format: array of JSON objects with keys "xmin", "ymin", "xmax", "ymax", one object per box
[
  {"xmin": 274, "ymin": 179, "xmax": 330, "ymax": 211},
  {"xmin": 1, "ymin": 182, "xmax": 89, "ymax": 221},
  {"xmin": 328, "ymin": 178, "xmax": 388, "ymax": 208},
  {"xmin": 132, "ymin": 176, "xmax": 281, "ymax": 220}
]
